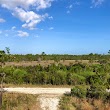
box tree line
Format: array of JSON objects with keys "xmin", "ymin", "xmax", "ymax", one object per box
[{"xmin": 0, "ymin": 49, "xmax": 110, "ymax": 63}]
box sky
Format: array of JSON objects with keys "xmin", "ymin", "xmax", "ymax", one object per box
[{"xmin": 0, "ymin": 0, "xmax": 110, "ymax": 55}]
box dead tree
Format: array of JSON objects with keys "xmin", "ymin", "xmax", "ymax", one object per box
[{"xmin": 0, "ymin": 73, "xmax": 5, "ymax": 108}]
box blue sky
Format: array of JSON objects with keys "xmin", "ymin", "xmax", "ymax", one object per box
[{"xmin": 0, "ymin": 0, "xmax": 110, "ymax": 54}]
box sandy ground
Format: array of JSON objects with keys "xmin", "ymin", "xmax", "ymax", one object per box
[
  {"xmin": 38, "ymin": 94, "xmax": 60, "ymax": 110},
  {"xmin": 3, "ymin": 87, "xmax": 71, "ymax": 110},
  {"xmin": 4, "ymin": 88, "xmax": 71, "ymax": 94}
]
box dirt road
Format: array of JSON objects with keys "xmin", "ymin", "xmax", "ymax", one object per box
[
  {"xmin": 4, "ymin": 87, "xmax": 71, "ymax": 94},
  {"xmin": 4, "ymin": 87, "xmax": 71, "ymax": 110}
]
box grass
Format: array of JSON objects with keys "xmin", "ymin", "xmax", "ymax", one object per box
[
  {"xmin": 59, "ymin": 95, "xmax": 110, "ymax": 110},
  {"xmin": 5, "ymin": 60, "xmax": 99, "ymax": 67},
  {"xmin": 1, "ymin": 93, "xmax": 40, "ymax": 110}
]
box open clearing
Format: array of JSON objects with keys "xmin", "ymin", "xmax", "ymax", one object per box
[{"xmin": 4, "ymin": 60, "xmax": 98, "ymax": 67}]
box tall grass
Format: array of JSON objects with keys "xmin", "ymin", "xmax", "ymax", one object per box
[
  {"xmin": 1, "ymin": 93, "xmax": 40, "ymax": 110},
  {"xmin": 59, "ymin": 95, "xmax": 110, "ymax": 110}
]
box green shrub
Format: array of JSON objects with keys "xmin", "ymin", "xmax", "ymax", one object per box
[
  {"xmin": 71, "ymin": 85, "xmax": 87, "ymax": 98},
  {"xmin": 13, "ymin": 69, "xmax": 27, "ymax": 84},
  {"xmin": 59, "ymin": 96, "xmax": 73, "ymax": 110},
  {"xmin": 87, "ymin": 85, "xmax": 107, "ymax": 100}
]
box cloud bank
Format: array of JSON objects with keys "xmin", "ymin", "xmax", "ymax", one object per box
[
  {"xmin": 0, "ymin": 0, "xmax": 53, "ymax": 29},
  {"xmin": 91, "ymin": 0, "xmax": 105, "ymax": 7},
  {"xmin": 17, "ymin": 31, "xmax": 29, "ymax": 37}
]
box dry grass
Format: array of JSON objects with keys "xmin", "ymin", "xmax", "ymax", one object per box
[
  {"xmin": 1, "ymin": 93, "xmax": 40, "ymax": 110},
  {"xmin": 92, "ymin": 100, "xmax": 110, "ymax": 110},
  {"xmin": 5, "ymin": 60, "xmax": 99, "ymax": 67},
  {"xmin": 59, "ymin": 96, "xmax": 110, "ymax": 110}
]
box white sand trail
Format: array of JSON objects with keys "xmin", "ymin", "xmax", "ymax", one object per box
[{"xmin": 3, "ymin": 87, "xmax": 71, "ymax": 110}]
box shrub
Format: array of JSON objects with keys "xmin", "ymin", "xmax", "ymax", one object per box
[
  {"xmin": 87, "ymin": 85, "xmax": 108, "ymax": 100},
  {"xmin": 13, "ymin": 69, "xmax": 27, "ymax": 84},
  {"xmin": 71, "ymin": 85, "xmax": 87, "ymax": 98}
]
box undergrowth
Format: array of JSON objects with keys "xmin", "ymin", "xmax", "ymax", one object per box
[
  {"xmin": 59, "ymin": 95, "xmax": 110, "ymax": 110},
  {"xmin": 1, "ymin": 93, "xmax": 40, "ymax": 110}
]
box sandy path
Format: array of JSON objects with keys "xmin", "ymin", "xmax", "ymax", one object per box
[
  {"xmin": 4, "ymin": 88, "xmax": 71, "ymax": 94},
  {"xmin": 3, "ymin": 87, "xmax": 71, "ymax": 110},
  {"xmin": 38, "ymin": 94, "xmax": 60, "ymax": 110}
]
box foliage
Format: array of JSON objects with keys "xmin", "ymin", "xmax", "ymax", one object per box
[
  {"xmin": 0, "ymin": 62, "xmax": 109, "ymax": 86},
  {"xmin": 87, "ymin": 85, "xmax": 110, "ymax": 100},
  {"xmin": 71, "ymin": 85, "xmax": 87, "ymax": 98},
  {"xmin": 12, "ymin": 69, "xmax": 27, "ymax": 84},
  {"xmin": 1, "ymin": 49, "xmax": 110, "ymax": 110}
]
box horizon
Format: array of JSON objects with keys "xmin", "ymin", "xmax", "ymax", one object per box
[
  {"xmin": 0, "ymin": 0, "xmax": 110, "ymax": 54},
  {"xmin": 1, "ymin": 49, "xmax": 109, "ymax": 56}
]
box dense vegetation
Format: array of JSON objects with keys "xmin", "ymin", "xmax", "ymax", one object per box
[
  {"xmin": 0, "ymin": 48, "xmax": 110, "ymax": 110},
  {"xmin": 0, "ymin": 63, "xmax": 109, "ymax": 87}
]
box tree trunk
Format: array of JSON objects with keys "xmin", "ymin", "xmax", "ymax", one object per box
[
  {"xmin": 0, "ymin": 73, "xmax": 5, "ymax": 109},
  {"xmin": 0, "ymin": 91, "xmax": 2, "ymax": 108}
]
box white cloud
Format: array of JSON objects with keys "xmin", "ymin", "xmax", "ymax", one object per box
[
  {"xmin": 48, "ymin": 16, "xmax": 53, "ymax": 19},
  {"xmin": 67, "ymin": 1, "xmax": 80, "ymax": 10},
  {"xmin": 0, "ymin": 0, "xmax": 53, "ymax": 10},
  {"xmin": 49, "ymin": 27, "xmax": 54, "ymax": 30},
  {"xmin": 12, "ymin": 26, "xmax": 16, "ymax": 30},
  {"xmin": 17, "ymin": 31, "xmax": 29, "ymax": 37},
  {"xmin": 36, "ymin": 0, "xmax": 54, "ymax": 10},
  {"xmin": 22, "ymin": 13, "xmax": 48, "ymax": 30},
  {"xmin": 12, "ymin": 7, "xmax": 43, "ymax": 30},
  {"xmin": 91, "ymin": 0, "xmax": 105, "ymax": 7},
  {"xmin": 0, "ymin": 18, "xmax": 5, "ymax": 23},
  {"xmin": 0, "ymin": 0, "xmax": 54, "ymax": 29},
  {"xmin": 66, "ymin": 3, "xmax": 77, "ymax": 14}
]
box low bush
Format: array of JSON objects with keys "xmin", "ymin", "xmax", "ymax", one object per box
[
  {"xmin": 71, "ymin": 85, "xmax": 87, "ymax": 98},
  {"xmin": 87, "ymin": 85, "xmax": 110, "ymax": 101}
]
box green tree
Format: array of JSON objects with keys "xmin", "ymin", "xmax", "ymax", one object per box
[
  {"xmin": 5, "ymin": 47, "xmax": 10, "ymax": 55},
  {"xmin": 41, "ymin": 52, "xmax": 46, "ymax": 56},
  {"xmin": 0, "ymin": 50, "xmax": 5, "ymax": 66},
  {"xmin": 108, "ymin": 50, "xmax": 110, "ymax": 55},
  {"xmin": 13, "ymin": 69, "xmax": 27, "ymax": 84}
]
